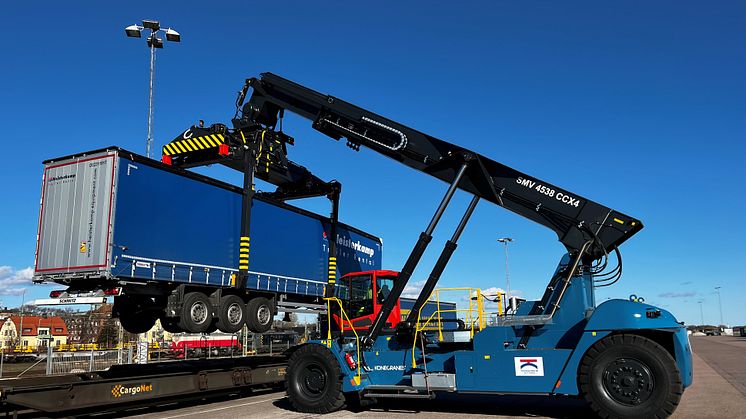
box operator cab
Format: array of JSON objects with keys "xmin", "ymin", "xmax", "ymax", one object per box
[{"xmin": 332, "ymin": 270, "xmax": 402, "ymax": 332}]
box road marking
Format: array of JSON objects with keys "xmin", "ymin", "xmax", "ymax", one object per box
[{"xmin": 155, "ymin": 395, "xmax": 282, "ymax": 419}]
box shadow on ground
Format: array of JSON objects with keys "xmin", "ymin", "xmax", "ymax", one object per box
[{"xmin": 273, "ymin": 393, "xmax": 593, "ymax": 418}]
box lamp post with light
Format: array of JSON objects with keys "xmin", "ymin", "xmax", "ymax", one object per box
[
  {"xmin": 715, "ymin": 286, "xmax": 724, "ymax": 327},
  {"xmin": 497, "ymin": 237, "xmax": 514, "ymax": 305},
  {"xmin": 125, "ymin": 20, "xmax": 181, "ymax": 158}
]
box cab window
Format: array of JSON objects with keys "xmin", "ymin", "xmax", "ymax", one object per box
[
  {"xmin": 376, "ymin": 277, "xmax": 394, "ymax": 304},
  {"xmin": 347, "ymin": 274, "xmax": 373, "ymax": 317}
]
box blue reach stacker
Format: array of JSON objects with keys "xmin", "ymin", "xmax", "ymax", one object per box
[{"xmin": 162, "ymin": 73, "xmax": 693, "ymax": 418}]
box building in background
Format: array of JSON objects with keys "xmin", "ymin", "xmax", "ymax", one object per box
[
  {"xmin": 0, "ymin": 316, "xmax": 68, "ymax": 350},
  {"xmin": 67, "ymin": 304, "xmax": 115, "ymax": 344}
]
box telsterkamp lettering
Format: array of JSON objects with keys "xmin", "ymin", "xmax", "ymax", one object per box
[{"xmin": 336, "ymin": 235, "xmax": 375, "ymax": 257}]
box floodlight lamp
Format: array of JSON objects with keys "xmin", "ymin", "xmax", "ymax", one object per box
[
  {"xmin": 142, "ymin": 20, "xmax": 160, "ymax": 31},
  {"xmin": 125, "ymin": 25, "xmax": 142, "ymax": 38},
  {"xmin": 165, "ymin": 28, "xmax": 181, "ymax": 42},
  {"xmin": 147, "ymin": 36, "xmax": 164, "ymax": 49}
]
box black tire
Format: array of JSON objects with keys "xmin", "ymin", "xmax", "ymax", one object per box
[
  {"xmin": 119, "ymin": 313, "xmax": 156, "ymax": 334},
  {"xmin": 114, "ymin": 296, "xmax": 157, "ymax": 334},
  {"xmin": 159, "ymin": 316, "xmax": 183, "ymax": 333},
  {"xmin": 205, "ymin": 321, "xmax": 218, "ymax": 334},
  {"xmin": 216, "ymin": 294, "xmax": 247, "ymax": 333},
  {"xmin": 178, "ymin": 292, "xmax": 213, "ymax": 333},
  {"xmin": 578, "ymin": 334, "xmax": 683, "ymax": 419},
  {"xmin": 286, "ymin": 344, "xmax": 346, "ymax": 413},
  {"xmin": 246, "ymin": 297, "xmax": 274, "ymax": 333}
]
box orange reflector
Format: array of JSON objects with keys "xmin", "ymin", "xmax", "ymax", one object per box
[{"xmin": 555, "ymin": 380, "xmax": 561, "ymax": 388}]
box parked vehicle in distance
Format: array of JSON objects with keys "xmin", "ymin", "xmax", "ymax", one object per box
[{"xmin": 170, "ymin": 333, "xmax": 243, "ymax": 358}]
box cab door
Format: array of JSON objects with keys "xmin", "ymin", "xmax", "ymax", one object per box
[{"xmin": 333, "ymin": 271, "xmax": 401, "ymax": 332}]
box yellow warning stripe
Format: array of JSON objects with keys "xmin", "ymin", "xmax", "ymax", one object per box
[{"xmin": 162, "ymin": 134, "xmax": 229, "ymax": 156}]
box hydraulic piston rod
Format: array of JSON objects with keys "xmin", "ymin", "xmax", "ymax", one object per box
[
  {"xmin": 361, "ymin": 162, "xmax": 469, "ymax": 348},
  {"xmin": 401, "ymin": 194, "xmax": 480, "ymax": 330}
]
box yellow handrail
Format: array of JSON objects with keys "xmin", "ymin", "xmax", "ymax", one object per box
[
  {"xmin": 324, "ymin": 297, "xmax": 362, "ymax": 385},
  {"xmin": 411, "ymin": 287, "xmax": 489, "ymax": 368}
]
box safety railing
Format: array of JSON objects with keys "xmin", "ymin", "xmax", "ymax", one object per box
[
  {"xmin": 324, "ymin": 297, "xmax": 362, "ymax": 385},
  {"xmin": 411, "ymin": 287, "xmax": 491, "ymax": 368}
]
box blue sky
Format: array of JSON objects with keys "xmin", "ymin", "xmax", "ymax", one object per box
[{"xmin": 1, "ymin": 1, "xmax": 743, "ymax": 325}]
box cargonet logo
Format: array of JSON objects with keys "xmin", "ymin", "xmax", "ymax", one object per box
[{"xmin": 111, "ymin": 383, "xmax": 153, "ymax": 398}]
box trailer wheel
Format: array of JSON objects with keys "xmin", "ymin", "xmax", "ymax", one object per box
[
  {"xmin": 246, "ymin": 297, "xmax": 274, "ymax": 333},
  {"xmin": 159, "ymin": 316, "xmax": 183, "ymax": 333},
  {"xmin": 579, "ymin": 334, "xmax": 682, "ymax": 418},
  {"xmin": 114, "ymin": 296, "xmax": 157, "ymax": 334},
  {"xmin": 216, "ymin": 295, "xmax": 247, "ymax": 333},
  {"xmin": 287, "ymin": 344, "xmax": 346, "ymax": 413},
  {"xmin": 178, "ymin": 292, "xmax": 213, "ymax": 333},
  {"xmin": 119, "ymin": 313, "xmax": 156, "ymax": 334}
]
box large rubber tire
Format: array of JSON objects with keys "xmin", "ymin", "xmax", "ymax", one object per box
[
  {"xmin": 119, "ymin": 313, "xmax": 156, "ymax": 334},
  {"xmin": 159, "ymin": 316, "xmax": 184, "ymax": 334},
  {"xmin": 286, "ymin": 344, "xmax": 346, "ymax": 413},
  {"xmin": 246, "ymin": 297, "xmax": 274, "ymax": 333},
  {"xmin": 205, "ymin": 321, "xmax": 218, "ymax": 334},
  {"xmin": 579, "ymin": 334, "xmax": 683, "ymax": 419},
  {"xmin": 216, "ymin": 294, "xmax": 247, "ymax": 333},
  {"xmin": 114, "ymin": 296, "xmax": 157, "ymax": 334},
  {"xmin": 178, "ymin": 292, "xmax": 213, "ymax": 333}
]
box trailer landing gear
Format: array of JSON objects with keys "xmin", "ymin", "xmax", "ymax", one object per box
[
  {"xmin": 286, "ymin": 344, "xmax": 346, "ymax": 414},
  {"xmin": 579, "ymin": 334, "xmax": 683, "ymax": 419}
]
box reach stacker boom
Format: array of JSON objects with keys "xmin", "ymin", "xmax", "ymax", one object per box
[{"xmin": 161, "ymin": 73, "xmax": 692, "ymax": 418}]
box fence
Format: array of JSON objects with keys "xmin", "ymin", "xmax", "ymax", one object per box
[
  {"xmin": 48, "ymin": 349, "xmax": 132, "ymax": 375},
  {"xmin": 0, "ymin": 329, "xmax": 307, "ymax": 378}
]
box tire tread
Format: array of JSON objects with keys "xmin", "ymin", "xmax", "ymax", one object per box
[{"xmin": 578, "ymin": 334, "xmax": 682, "ymax": 419}]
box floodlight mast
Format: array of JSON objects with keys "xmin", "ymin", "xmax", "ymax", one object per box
[
  {"xmin": 124, "ymin": 20, "xmax": 180, "ymax": 158},
  {"xmin": 497, "ymin": 237, "xmax": 514, "ymax": 304}
]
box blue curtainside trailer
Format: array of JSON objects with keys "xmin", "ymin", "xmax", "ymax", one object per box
[{"xmin": 33, "ymin": 147, "xmax": 382, "ymax": 334}]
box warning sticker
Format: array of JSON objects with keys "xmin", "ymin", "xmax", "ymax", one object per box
[{"xmin": 514, "ymin": 356, "xmax": 544, "ymax": 376}]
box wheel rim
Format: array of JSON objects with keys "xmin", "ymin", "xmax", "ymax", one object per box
[
  {"xmin": 257, "ymin": 305, "xmax": 271, "ymax": 325},
  {"xmin": 191, "ymin": 301, "xmax": 208, "ymax": 324},
  {"xmin": 227, "ymin": 303, "xmax": 243, "ymax": 325},
  {"xmin": 299, "ymin": 362, "xmax": 327, "ymax": 399},
  {"xmin": 602, "ymin": 357, "xmax": 655, "ymax": 406}
]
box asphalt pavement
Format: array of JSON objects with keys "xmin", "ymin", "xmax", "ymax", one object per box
[{"xmin": 117, "ymin": 336, "xmax": 746, "ymax": 419}]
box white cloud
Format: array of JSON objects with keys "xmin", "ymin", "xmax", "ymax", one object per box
[
  {"xmin": 0, "ymin": 266, "xmax": 34, "ymax": 296},
  {"xmin": 401, "ymin": 280, "xmax": 426, "ymax": 299}
]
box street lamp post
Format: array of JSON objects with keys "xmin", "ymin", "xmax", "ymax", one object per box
[
  {"xmin": 125, "ymin": 20, "xmax": 181, "ymax": 158},
  {"xmin": 497, "ymin": 237, "xmax": 514, "ymax": 305},
  {"xmin": 697, "ymin": 300, "xmax": 704, "ymax": 326},
  {"xmin": 715, "ymin": 286, "xmax": 724, "ymax": 326}
]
